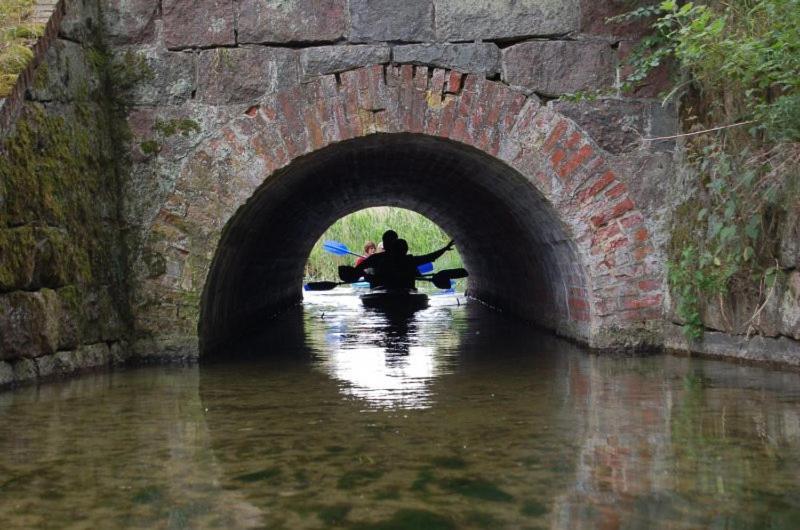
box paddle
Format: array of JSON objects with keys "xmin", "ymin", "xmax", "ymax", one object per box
[
  {"xmin": 323, "ymin": 239, "xmax": 433, "ymax": 273},
  {"xmin": 304, "ymin": 281, "xmax": 347, "ymax": 291}
]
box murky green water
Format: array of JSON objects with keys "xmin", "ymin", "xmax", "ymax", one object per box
[{"xmin": 2, "ymin": 291, "xmax": 800, "ymax": 529}]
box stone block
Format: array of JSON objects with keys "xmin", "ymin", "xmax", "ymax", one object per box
[
  {"xmin": 163, "ymin": 0, "xmax": 235, "ymax": 49},
  {"xmin": 27, "ymin": 39, "xmax": 99, "ymax": 103},
  {"xmin": 434, "ymin": 0, "xmax": 580, "ymax": 41},
  {"xmin": 550, "ymin": 98, "xmax": 678, "ymax": 154},
  {"xmin": 78, "ymin": 343, "xmax": 111, "ymax": 368},
  {"xmin": 580, "ymin": 0, "xmax": 658, "ymax": 39},
  {"xmin": 781, "ymin": 271, "xmax": 800, "ymax": 340},
  {"xmin": 110, "ymin": 341, "xmax": 131, "ymax": 365},
  {"xmin": 56, "ymin": 285, "xmax": 85, "ymax": 350},
  {"xmin": 123, "ymin": 49, "xmax": 196, "ymax": 105},
  {"xmin": 102, "ymin": 0, "xmax": 158, "ymax": 44},
  {"xmin": 60, "ymin": 0, "xmax": 101, "ymax": 43},
  {"xmin": 11, "ymin": 358, "xmax": 38, "ymax": 383},
  {"xmin": 300, "ymin": 45, "xmax": 390, "ymax": 80},
  {"xmin": 0, "ymin": 227, "xmax": 37, "ymax": 291},
  {"xmin": 238, "ymin": 0, "xmax": 347, "ymax": 43},
  {"xmin": 0, "ymin": 361, "xmax": 13, "ymax": 387},
  {"xmin": 349, "ymin": 0, "xmax": 433, "ymax": 43},
  {"xmin": 0, "ymin": 290, "xmax": 60, "ymax": 360},
  {"xmin": 502, "ymin": 40, "xmax": 615, "ymax": 96},
  {"xmin": 82, "ymin": 287, "xmax": 125, "ymax": 344},
  {"xmin": 392, "ymin": 43, "xmax": 500, "ymax": 75},
  {"xmin": 197, "ymin": 47, "xmax": 299, "ymax": 104}
]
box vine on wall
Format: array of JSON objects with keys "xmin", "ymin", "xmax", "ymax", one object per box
[{"xmin": 616, "ymin": 0, "xmax": 800, "ymax": 339}]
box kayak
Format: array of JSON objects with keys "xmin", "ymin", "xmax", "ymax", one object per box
[{"xmin": 360, "ymin": 289, "xmax": 429, "ymax": 311}]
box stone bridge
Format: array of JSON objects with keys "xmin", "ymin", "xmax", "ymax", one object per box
[{"xmin": 2, "ymin": 0, "xmax": 694, "ymax": 383}]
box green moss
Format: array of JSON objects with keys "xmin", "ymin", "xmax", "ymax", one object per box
[
  {"xmin": 372, "ymin": 487, "xmax": 401, "ymax": 500},
  {"xmin": 351, "ymin": 509, "xmax": 456, "ymax": 530},
  {"xmin": 463, "ymin": 511, "xmax": 500, "ymax": 529},
  {"xmin": 153, "ymin": 118, "xmax": 201, "ymax": 138},
  {"xmin": 233, "ymin": 467, "xmax": 282, "ymax": 483},
  {"xmin": 316, "ymin": 503, "xmax": 352, "ymax": 526},
  {"xmin": 139, "ymin": 140, "xmax": 160, "ymax": 155},
  {"xmin": 132, "ymin": 485, "xmax": 163, "ymax": 504},
  {"xmin": 520, "ymin": 500, "xmax": 548, "ymax": 516},
  {"xmin": 431, "ymin": 456, "xmax": 468, "ymax": 470},
  {"xmin": 336, "ymin": 468, "xmax": 384, "ymax": 490},
  {"xmin": 438, "ymin": 477, "xmax": 513, "ymax": 503},
  {"xmin": 0, "ymin": 226, "xmax": 36, "ymax": 289},
  {"xmin": 0, "ymin": 0, "xmax": 44, "ymax": 97},
  {"xmin": 410, "ymin": 467, "xmax": 435, "ymax": 492}
]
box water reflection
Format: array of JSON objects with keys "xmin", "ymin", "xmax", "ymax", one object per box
[
  {"xmin": 302, "ymin": 289, "xmax": 464, "ymax": 409},
  {"xmin": 1, "ymin": 295, "xmax": 800, "ymax": 529}
]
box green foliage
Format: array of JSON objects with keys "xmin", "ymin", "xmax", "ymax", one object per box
[
  {"xmin": 304, "ymin": 207, "xmax": 464, "ymax": 281},
  {"xmin": 616, "ymin": 0, "xmax": 800, "ymax": 141},
  {"xmin": 0, "ymin": 0, "xmax": 44, "ymax": 96},
  {"xmin": 616, "ymin": 0, "xmax": 800, "ymax": 339}
]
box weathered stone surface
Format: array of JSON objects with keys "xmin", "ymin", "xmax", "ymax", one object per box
[
  {"xmin": 349, "ymin": 0, "xmax": 434, "ymax": 43},
  {"xmin": 82, "ymin": 287, "xmax": 125, "ymax": 344},
  {"xmin": 238, "ymin": 0, "xmax": 347, "ymax": 43},
  {"xmin": 549, "ymin": 99, "xmax": 677, "ymax": 154},
  {"xmin": 56, "ymin": 286, "xmax": 85, "ymax": 350},
  {"xmin": 0, "ymin": 290, "xmax": 60, "ymax": 359},
  {"xmin": 300, "ymin": 45, "xmax": 390, "ymax": 80},
  {"xmin": 109, "ymin": 341, "xmax": 130, "ymax": 365},
  {"xmin": 102, "ymin": 0, "xmax": 158, "ymax": 44},
  {"xmin": 197, "ymin": 47, "xmax": 299, "ymax": 104},
  {"xmin": 580, "ymin": 0, "xmax": 658, "ymax": 39},
  {"xmin": 392, "ymin": 43, "xmax": 500, "ymax": 75},
  {"xmin": 779, "ymin": 209, "xmax": 799, "ymax": 268},
  {"xmin": 163, "ymin": 0, "xmax": 235, "ymax": 49},
  {"xmin": 27, "ymin": 39, "xmax": 98, "ymax": 102},
  {"xmin": 502, "ymin": 40, "xmax": 615, "ymax": 96},
  {"xmin": 60, "ymin": 0, "xmax": 101, "ymax": 43},
  {"xmin": 781, "ymin": 271, "xmax": 800, "ymax": 340},
  {"xmin": 0, "ymin": 361, "xmax": 13, "ymax": 387},
  {"xmin": 665, "ymin": 323, "xmax": 800, "ymax": 367},
  {"xmin": 11, "ymin": 358, "xmax": 37, "ymax": 383},
  {"xmin": 123, "ymin": 48, "xmax": 196, "ymax": 105},
  {"xmin": 0, "ymin": 227, "xmax": 37, "ymax": 291},
  {"xmin": 434, "ymin": 0, "xmax": 580, "ymax": 41}
]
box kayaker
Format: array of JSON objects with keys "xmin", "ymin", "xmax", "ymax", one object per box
[
  {"xmin": 354, "ymin": 241, "xmax": 376, "ymax": 267},
  {"xmin": 355, "ymin": 235, "xmax": 454, "ymax": 289}
]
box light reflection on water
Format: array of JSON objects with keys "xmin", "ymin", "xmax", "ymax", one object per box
[
  {"xmin": 0, "ymin": 292, "xmax": 799, "ymax": 529},
  {"xmin": 304, "ymin": 288, "xmax": 464, "ymax": 409}
]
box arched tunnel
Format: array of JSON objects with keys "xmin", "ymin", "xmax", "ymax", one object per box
[{"xmin": 199, "ymin": 133, "xmax": 589, "ymax": 355}]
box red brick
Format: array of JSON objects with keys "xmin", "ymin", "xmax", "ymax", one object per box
[
  {"xmin": 245, "ymin": 105, "xmax": 259, "ymax": 117},
  {"xmin": 550, "ymin": 149, "xmax": 566, "ymax": 168},
  {"xmin": 590, "ymin": 197, "xmax": 635, "ymax": 228},
  {"xmin": 619, "ymin": 213, "xmax": 645, "ymax": 229},
  {"xmin": 569, "ymin": 297, "xmax": 589, "ymax": 310},
  {"xmin": 638, "ymin": 279, "xmax": 661, "ymax": 292},
  {"xmin": 446, "ymin": 70, "xmax": 462, "ymax": 93},
  {"xmin": 623, "ymin": 294, "xmax": 662, "ymax": 310},
  {"xmin": 543, "ymin": 119, "xmax": 568, "ymax": 152},
  {"xmin": 557, "ymin": 144, "xmax": 593, "ymax": 179},
  {"xmin": 578, "ymin": 170, "xmax": 615, "ymax": 203},
  {"xmin": 565, "ymin": 131, "xmax": 582, "ymax": 149},
  {"xmin": 634, "ymin": 227, "xmax": 649, "ymax": 243},
  {"xmin": 605, "ymin": 182, "xmax": 627, "ymax": 199}
]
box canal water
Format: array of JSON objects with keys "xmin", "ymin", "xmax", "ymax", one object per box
[{"xmin": 2, "ymin": 290, "xmax": 800, "ymax": 529}]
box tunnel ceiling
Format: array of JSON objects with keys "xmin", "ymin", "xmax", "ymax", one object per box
[{"xmin": 201, "ymin": 134, "xmax": 586, "ymax": 353}]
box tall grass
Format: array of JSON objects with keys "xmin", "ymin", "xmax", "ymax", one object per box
[
  {"xmin": 304, "ymin": 207, "xmax": 463, "ymax": 281},
  {"xmin": 0, "ymin": 0, "xmax": 43, "ymax": 97}
]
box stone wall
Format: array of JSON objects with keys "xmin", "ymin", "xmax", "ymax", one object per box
[{"xmin": 0, "ymin": 0, "xmax": 134, "ymax": 389}]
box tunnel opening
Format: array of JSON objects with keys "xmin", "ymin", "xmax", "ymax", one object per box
[
  {"xmin": 303, "ymin": 206, "xmax": 464, "ymax": 284},
  {"xmin": 200, "ymin": 133, "xmax": 590, "ymax": 356}
]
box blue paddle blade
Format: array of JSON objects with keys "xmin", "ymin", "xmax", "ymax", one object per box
[
  {"xmin": 417, "ymin": 262, "xmax": 434, "ymax": 274},
  {"xmin": 322, "ymin": 240, "xmax": 351, "ymax": 256}
]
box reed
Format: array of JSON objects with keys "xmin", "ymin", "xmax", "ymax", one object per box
[
  {"xmin": 0, "ymin": 0, "xmax": 43, "ymax": 97},
  {"xmin": 305, "ymin": 207, "xmax": 464, "ymax": 281}
]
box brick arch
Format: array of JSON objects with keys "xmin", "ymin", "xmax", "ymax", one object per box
[{"xmin": 134, "ymin": 65, "xmax": 662, "ymax": 356}]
